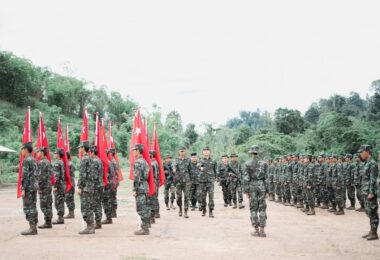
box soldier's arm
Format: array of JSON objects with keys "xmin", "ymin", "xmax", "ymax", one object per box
[
  {"xmin": 77, "ymin": 159, "xmax": 87, "ymax": 190},
  {"xmin": 133, "ymin": 160, "xmax": 141, "ymax": 192},
  {"xmin": 369, "ymin": 162, "xmax": 379, "ymax": 195},
  {"xmin": 53, "ymin": 162, "xmax": 60, "ymax": 189},
  {"xmin": 21, "ymin": 159, "xmax": 30, "ymax": 192}
]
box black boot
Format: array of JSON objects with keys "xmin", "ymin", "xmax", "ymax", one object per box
[
  {"xmin": 21, "ymin": 223, "xmax": 38, "ymax": 235},
  {"xmin": 38, "ymin": 218, "xmax": 52, "ymax": 229}
]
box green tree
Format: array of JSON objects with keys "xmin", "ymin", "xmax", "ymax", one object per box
[{"xmin": 274, "ymin": 108, "xmax": 305, "ymax": 135}]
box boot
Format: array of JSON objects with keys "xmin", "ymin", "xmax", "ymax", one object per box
[
  {"xmin": 301, "ymin": 206, "xmax": 309, "ymax": 213},
  {"xmin": 229, "ymin": 201, "xmax": 233, "ymax": 207},
  {"xmin": 209, "ymin": 210, "xmax": 214, "ymax": 218},
  {"xmin": 328, "ymin": 206, "xmax": 336, "ymax": 213},
  {"xmin": 362, "ymin": 230, "xmax": 372, "ymax": 239},
  {"xmin": 346, "ymin": 205, "xmax": 355, "ymax": 210},
  {"xmin": 112, "ymin": 208, "xmax": 117, "ymax": 218},
  {"xmin": 334, "ymin": 208, "xmax": 345, "ymax": 215},
  {"xmin": 315, "ymin": 202, "xmax": 320, "ymax": 208},
  {"xmin": 320, "ymin": 203, "xmax": 328, "ymax": 209},
  {"xmin": 307, "ymin": 208, "xmax": 316, "ymax": 215},
  {"xmin": 184, "ymin": 210, "xmax": 189, "ymax": 219},
  {"xmin": 251, "ymin": 227, "xmax": 260, "ymax": 237},
  {"xmin": 284, "ymin": 202, "xmax": 290, "ymax": 206},
  {"xmin": 134, "ymin": 224, "xmax": 150, "ymax": 235},
  {"xmin": 202, "ymin": 209, "xmax": 206, "ymax": 217},
  {"xmin": 64, "ymin": 210, "xmax": 75, "ymax": 219},
  {"xmin": 191, "ymin": 206, "xmax": 195, "ymax": 211},
  {"xmin": 224, "ymin": 203, "xmax": 228, "ymax": 207},
  {"xmin": 170, "ymin": 202, "xmax": 176, "ymax": 210},
  {"xmin": 178, "ymin": 207, "xmax": 183, "ymax": 217},
  {"xmin": 166, "ymin": 203, "xmax": 170, "ymax": 210},
  {"xmin": 233, "ymin": 203, "xmax": 237, "ymax": 209},
  {"xmin": 296, "ymin": 202, "xmax": 303, "ymax": 208},
  {"xmin": 52, "ymin": 215, "xmax": 64, "ymax": 225},
  {"xmin": 95, "ymin": 222, "xmax": 102, "ymax": 229},
  {"xmin": 21, "ymin": 223, "xmax": 37, "ymax": 235},
  {"xmin": 78, "ymin": 223, "xmax": 95, "ymax": 235},
  {"xmin": 366, "ymin": 228, "xmax": 379, "ymax": 241},
  {"xmin": 155, "ymin": 213, "xmax": 160, "ymax": 219},
  {"xmin": 259, "ymin": 227, "xmax": 266, "ymax": 237},
  {"xmin": 101, "ymin": 218, "xmax": 113, "ymax": 224},
  {"xmin": 239, "ymin": 203, "xmax": 245, "ymax": 209},
  {"xmin": 38, "ymin": 218, "xmax": 52, "ymax": 229},
  {"xmin": 356, "ymin": 206, "xmax": 365, "ymax": 212},
  {"xmin": 150, "ymin": 217, "xmax": 156, "ymax": 224}
]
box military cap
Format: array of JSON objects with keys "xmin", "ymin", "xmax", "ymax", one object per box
[
  {"xmin": 249, "ymin": 145, "xmax": 259, "ymax": 154},
  {"xmin": 21, "ymin": 141, "xmax": 33, "ymax": 150},
  {"xmin": 131, "ymin": 143, "xmax": 144, "ymax": 152},
  {"xmin": 179, "ymin": 147, "xmax": 187, "ymax": 151},
  {"xmin": 203, "ymin": 146, "xmax": 210, "ymax": 151},
  {"xmin": 221, "ymin": 154, "xmax": 229, "ymax": 158},
  {"xmin": 150, "ymin": 150, "xmax": 157, "ymax": 156},
  {"xmin": 230, "ymin": 153, "xmax": 238, "ymax": 158},
  {"xmin": 165, "ymin": 154, "xmax": 172, "ymax": 159},
  {"xmin": 77, "ymin": 141, "xmax": 89, "ymax": 149},
  {"xmin": 358, "ymin": 145, "xmax": 372, "ymax": 153},
  {"xmin": 319, "ymin": 153, "xmax": 325, "ymax": 158},
  {"xmin": 345, "ymin": 153, "xmax": 353, "ymax": 159},
  {"xmin": 190, "ymin": 152, "xmax": 197, "ymax": 156},
  {"xmin": 90, "ymin": 145, "xmax": 98, "ymax": 153},
  {"xmin": 37, "ymin": 147, "xmax": 48, "ymax": 154},
  {"xmin": 54, "ymin": 148, "xmax": 65, "ymax": 157},
  {"xmin": 293, "ymin": 153, "xmax": 299, "ymax": 157}
]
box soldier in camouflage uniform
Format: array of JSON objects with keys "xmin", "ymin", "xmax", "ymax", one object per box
[
  {"xmin": 314, "ymin": 155, "xmax": 322, "ymax": 207},
  {"xmin": 353, "ymin": 153, "xmax": 365, "ymax": 212},
  {"xmin": 274, "ymin": 158, "xmax": 281, "ymax": 203},
  {"xmin": 102, "ymin": 150, "xmax": 115, "ymax": 224},
  {"xmin": 164, "ymin": 155, "xmax": 176, "ymax": 210},
  {"xmin": 326, "ymin": 155, "xmax": 336, "ymax": 212},
  {"xmin": 359, "ymin": 145, "xmax": 379, "ymax": 240},
  {"xmin": 331, "ymin": 155, "xmax": 345, "ymax": 215},
  {"xmin": 291, "ymin": 154, "xmax": 299, "ymax": 206},
  {"xmin": 20, "ymin": 142, "xmax": 39, "ymax": 235},
  {"xmin": 52, "ymin": 148, "xmax": 66, "ymax": 224},
  {"xmin": 173, "ymin": 147, "xmax": 191, "ymax": 218},
  {"xmin": 344, "ymin": 154, "xmax": 356, "ymax": 210},
  {"xmin": 64, "ymin": 152, "xmax": 75, "ymax": 219},
  {"xmin": 218, "ymin": 154, "xmax": 232, "ymax": 207},
  {"xmin": 189, "ymin": 152, "xmax": 201, "ymax": 211},
  {"xmin": 110, "ymin": 148, "xmax": 119, "ymax": 218},
  {"xmin": 149, "ymin": 150, "xmax": 160, "ymax": 222},
  {"xmin": 89, "ymin": 146, "xmax": 104, "ymax": 229},
  {"xmin": 296, "ymin": 155, "xmax": 305, "ymax": 208},
  {"xmin": 77, "ymin": 141, "xmax": 96, "ymax": 235},
  {"xmin": 132, "ymin": 144, "xmax": 150, "ymax": 235},
  {"xmin": 229, "ymin": 153, "xmax": 245, "ymax": 209},
  {"xmin": 283, "ymin": 155, "xmax": 292, "ymax": 206},
  {"xmin": 317, "ymin": 154, "xmax": 329, "ymax": 209},
  {"xmin": 267, "ymin": 159, "xmax": 275, "ymax": 201},
  {"xmin": 36, "ymin": 147, "xmax": 53, "ymax": 229},
  {"xmin": 243, "ymin": 145, "xmax": 268, "ymax": 237},
  {"xmin": 198, "ymin": 147, "xmax": 217, "ymax": 218},
  {"xmin": 303, "ymin": 155, "xmax": 316, "ymax": 215}
]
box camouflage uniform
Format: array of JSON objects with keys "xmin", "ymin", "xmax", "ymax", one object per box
[
  {"xmin": 38, "ymin": 158, "xmax": 53, "ymax": 223},
  {"xmin": 149, "ymin": 159, "xmax": 160, "ymax": 219},
  {"xmin": 304, "ymin": 161, "xmax": 316, "ymax": 214},
  {"xmin": 22, "ymin": 155, "xmax": 39, "ymax": 225},
  {"xmin": 267, "ymin": 162, "xmax": 275, "ymax": 201},
  {"xmin": 274, "ymin": 162, "xmax": 281, "ymax": 202},
  {"xmin": 283, "ymin": 160, "xmax": 292, "ymax": 205},
  {"xmin": 296, "ymin": 161, "xmax": 304, "ymax": 207},
  {"xmin": 326, "ymin": 162, "xmax": 335, "ymax": 210},
  {"xmin": 198, "ymin": 157, "xmax": 217, "ymax": 215},
  {"xmin": 173, "ymin": 157, "xmax": 191, "ymax": 214},
  {"xmin": 331, "ymin": 162, "xmax": 345, "ymax": 213},
  {"xmin": 64, "ymin": 160, "xmax": 76, "ymax": 212},
  {"xmin": 345, "ymin": 160, "xmax": 356, "ymax": 208},
  {"xmin": 111, "ymin": 158, "xmax": 119, "ymax": 217},
  {"xmin": 353, "ymin": 159, "xmax": 364, "ymax": 210},
  {"xmin": 164, "ymin": 161, "xmax": 176, "ymax": 208},
  {"xmin": 92, "ymin": 156, "xmax": 104, "ymax": 225},
  {"xmin": 53, "ymin": 159, "xmax": 66, "ymax": 218},
  {"xmin": 314, "ymin": 161, "xmax": 322, "ymax": 206},
  {"xmin": 319, "ymin": 161, "xmax": 329, "ymax": 208},
  {"xmin": 77, "ymin": 154, "xmax": 95, "ymax": 225},
  {"xmin": 189, "ymin": 160, "xmax": 201, "ymax": 209},
  {"xmin": 291, "ymin": 159, "xmax": 299, "ymax": 205},
  {"xmin": 218, "ymin": 163, "xmax": 231, "ymax": 206},
  {"xmin": 103, "ymin": 160, "xmax": 115, "ymax": 221},
  {"xmin": 133, "ymin": 155, "xmax": 150, "ymax": 230},
  {"xmin": 229, "ymin": 160, "xmax": 244, "ymax": 207}
]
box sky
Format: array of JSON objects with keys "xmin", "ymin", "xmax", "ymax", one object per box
[{"xmin": 1, "ymin": 0, "xmax": 379, "ymax": 128}]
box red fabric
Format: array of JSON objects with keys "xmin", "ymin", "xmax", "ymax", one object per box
[
  {"xmin": 17, "ymin": 107, "xmax": 32, "ymax": 198},
  {"xmin": 95, "ymin": 113, "xmax": 109, "ymax": 186},
  {"xmin": 65, "ymin": 125, "xmax": 70, "ymax": 152},
  {"xmin": 152, "ymin": 124, "xmax": 165, "ymax": 187},
  {"xmin": 129, "ymin": 110, "xmax": 156, "ymax": 196},
  {"xmin": 57, "ymin": 119, "xmax": 73, "ymax": 193},
  {"xmin": 108, "ymin": 121, "xmax": 123, "ymax": 182},
  {"xmin": 36, "ymin": 112, "xmax": 55, "ymax": 185},
  {"xmin": 79, "ymin": 107, "xmax": 88, "ymax": 159}
]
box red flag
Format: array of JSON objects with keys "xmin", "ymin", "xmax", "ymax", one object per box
[
  {"xmin": 152, "ymin": 124, "xmax": 165, "ymax": 186},
  {"xmin": 95, "ymin": 113, "xmax": 109, "ymax": 186},
  {"xmin": 57, "ymin": 118, "xmax": 73, "ymax": 193},
  {"xmin": 36, "ymin": 112, "xmax": 56, "ymax": 185},
  {"xmin": 143, "ymin": 117, "xmax": 151, "ymax": 152},
  {"xmin": 129, "ymin": 110, "xmax": 156, "ymax": 196},
  {"xmin": 17, "ymin": 106, "xmax": 32, "ymax": 198},
  {"xmin": 108, "ymin": 121, "xmax": 123, "ymax": 182},
  {"xmin": 79, "ymin": 107, "xmax": 88, "ymax": 158},
  {"xmin": 65, "ymin": 124, "xmax": 70, "ymax": 152}
]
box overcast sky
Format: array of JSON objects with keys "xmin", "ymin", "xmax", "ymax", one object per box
[{"xmin": 1, "ymin": 0, "xmax": 379, "ymax": 127}]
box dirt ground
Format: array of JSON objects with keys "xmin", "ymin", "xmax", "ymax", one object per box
[{"xmin": 0, "ymin": 181, "xmax": 379, "ymax": 260}]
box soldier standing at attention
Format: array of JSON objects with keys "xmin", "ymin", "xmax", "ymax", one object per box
[
  {"xmin": 102, "ymin": 149, "xmax": 115, "ymax": 225},
  {"xmin": 218, "ymin": 154, "xmax": 232, "ymax": 207},
  {"xmin": 132, "ymin": 144, "xmax": 150, "ymax": 235},
  {"xmin": 52, "ymin": 148, "xmax": 66, "ymax": 225},
  {"xmin": 345, "ymin": 154, "xmax": 356, "ymax": 210},
  {"xmin": 110, "ymin": 148, "xmax": 119, "ymax": 218},
  {"xmin": 20, "ymin": 142, "xmax": 39, "ymax": 235},
  {"xmin": 77, "ymin": 141, "xmax": 96, "ymax": 235},
  {"xmin": 359, "ymin": 145, "xmax": 379, "ymax": 241},
  {"xmin": 198, "ymin": 147, "xmax": 217, "ymax": 218},
  {"xmin": 354, "ymin": 153, "xmax": 365, "ymax": 212},
  {"xmin": 89, "ymin": 146, "xmax": 104, "ymax": 229},
  {"xmin": 229, "ymin": 153, "xmax": 245, "ymax": 209},
  {"xmin": 150, "ymin": 150, "xmax": 160, "ymax": 222},
  {"xmin": 243, "ymin": 145, "xmax": 268, "ymax": 237},
  {"xmin": 267, "ymin": 159, "xmax": 275, "ymax": 202},
  {"xmin": 304, "ymin": 155, "xmax": 316, "ymax": 215},
  {"xmin": 189, "ymin": 152, "xmax": 201, "ymax": 211},
  {"xmin": 36, "ymin": 147, "xmax": 53, "ymax": 229},
  {"xmin": 173, "ymin": 147, "xmax": 191, "ymax": 218},
  {"xmin": 164, "ymin": 154, "xmax": 176, "ymax": 210},
  {"xmin": 64, "ymin": 151, "xmax": 75, "ymax": 219}
]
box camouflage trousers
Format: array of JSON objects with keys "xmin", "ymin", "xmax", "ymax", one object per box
[
  {"xmin": 102, "ymin": 186, "xmax": 113, "ymax": 219},
  {"xmin": 356, "ymin": 185, "xmax": 364, "ymax": 208},
  {"xmin": 149, "ymin": 189, "xmax": 160, "ymax": 216},
  {"xmin": 164, "ymin": 181, "xmax": 176, "ymax": 205},
  {"xmin": 190, "ymin": 182, "xmax": 201, "ymax": 208},
  {"xmin": 230, "ymin": 180, "xmax": 243, "ymax": 204},
  {"xmin": 247, "ymin": 182, "xmax": 267, "ymax": 228},
  {"xmin": 220, "ymin": 180, "xmax": 231, "ymax": 204},
  {"xmin": 327, "ymin": 186, "xmax": 336, "ymax": 207},
  {"xmin": 268, "ymin": 181, "xmax": 275, "ymax": 198},
  {"xmin": 346, "ymin": 185, "xmax": 355, "ymax": 207},
  {"xmin": 23, "ymin": 191, "xmax": 38, "ymax": 225},
  {"xmin": 111, "ymin": 187, "xmax": 118, "ymax": 213},
  {"xmin": 200, "ymin": 182, "xmax": 215, "ymax": 211},
  {"xmin": 275, "ymin": 182, "xmax": 281, "ymax": 200},
  {"xmin": 39, "ymin": 190, "xmax": 53, "ymax": 221},
  {"xmin": 334, "ymin": 187, "xmax": 345, "ymax": 210},
  {"xmin": 364, "ymin": 195, "xmax": 379, "ymax": 230},
  {"xmin": 94, "ymin": 188, "xmax": 103, "ymax": 223},
  {"xmin": 176, "ymin": 181, "xmax": 191, "ymax": 210},
  {"xmin": 283, "ymin": 183, "xmax": 291, "ymax": 203},
  {"xmin": 64, "ymin": 187, "xmax": 75, "ymax": 211},
  {"xmin": 80, "ymin": 191, "xmax": 94, "ymax": 224},
  {"xmin": 136, "ymin": 193, "xmax": 150, "ymax": 226},
  {"xmin": 301, "ymin": 186, "xmax": 308, "ymax": 206},
  {"xmin": 315, "ymin": 184, "xmax": 327, "ymax": 204},
  {"xmin": 54, "ymin": 190, "xmax": 65, "ymax": 217},
  {"xmin": 296, "ymin": 184, "xmax": 303, "ymax": 204},
  {"xmin": 305, "ymin": 187, "xmax": 315, "ymax": 209}
]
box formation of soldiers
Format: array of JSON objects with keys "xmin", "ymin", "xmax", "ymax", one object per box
[{"xmin": 19, "ymin": 139, "xmax": 379, "ymax": 241}]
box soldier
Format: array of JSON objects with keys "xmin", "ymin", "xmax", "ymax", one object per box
[
  {"xmin": 20, "ymin": 142, "xmax": 39, "ymax": 235},
  {"xmin": 64, "ymin": 152, "xmax": 75, "ymax": 219},
  {"xmin": 36, "ymin": 147, "xmax": 53, "ymax": 229},
  {"xmin": 326, "ymin": 155, "xmax": 336, "ymax": 212},
  {"xmin": 198, "ymin": 147, "xmax": 217, "ymax": 218},
  {"xmin": 359, "ymin": 145, "xmax": 379, "ymax": 241},
  {"xmin": 345, "ymin": 154, "xmax": 356, "ymax": 210},
  {"xmin": 318, "ymin": 154, "xmax": 329, "ymax": 209},
  {"xmin": 291, "ymin": 154, "xmax": 300, "ymax": 207},
  {"xmin": 131, "ymin": 144, "xmax": 150, "ymax": 235},
  {"xmin": 303, "ymin": 155, "xmax": 316, "ymax": 215},
  {"xmin": 331, "ymin": 155, "xmax": 345, "ymax": 215},
  {"xmin": 314, "ymin": 155, "xmax": 322, "ymax": 208},
  {"xmin": 110, "ymin": 148, "xmax": 119, "ymax": 218},
  {"xmin": 149, "ymin": 150, "xmax": 160, "ymax": 222},
  {"xmin": 296, "ymin": 155, "xmax": 305, "ymax": 208},
  {"xmin": 229, "ymin": 153, "xmax": 245, "ymax": 209},
  {"xmin": 267, "ymin": 159, "xmax": 275, "ymax": 201},
  {"xmin": 218, "ymin": 154, "xmax": 232, "ymax": 207},
  {"xmin": 77, "ymin": 141, "xmax": 95, "ymax": 235},
  {"xmin": 243, "ymin": 145, "xmax": 268, "ymax": 237},
  {"xmin": 52, "ymin": 148, "xmax": 66, "ymax": 224},
  {"xmin": 354, "ymin": 153, "xmax": 365, "ymax": 212},
  {"xmin": 173, "ymin": 147, "xmax": 191, "ymax": 218},
  {"xmin": 189, "ymin": 152, "xmax": 201, "ymax": 210},
  {"xmin": 274, "ymin": 158, "xmax": 281, "ymax": 203},
  {"xmin": 102, "ymin": 149, "xmax": 115, "ymax": 225},
  {"xmin": 163, "ymin": 154, "xmax": 176, "ymax": 210},
  {"xmin": 89, "ymin": 146, "xmax": 104, "ymax": 229},
  {"xmin": 283, "ymin": 155, "xmax": 292, "ymax": 206}
]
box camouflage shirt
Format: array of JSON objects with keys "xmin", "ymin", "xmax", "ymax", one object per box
[
  {"xmin": 92, "ymin": 156, "xmax": 104, "ymax": 190},
  {"xmin": 360, "ymin": 156, "xmax": 379, "ymax": 196},
  {"xmin": 173, "ymin": 157, "xmax": 191, "ymax": 183},
  {"xmin": 133, "ymin": 155, "xmax": 149, "ymax": 195},
  {"xmin": 107, "ymin": 160, "xmax": 115, "ymax": 188},
  {"xmin": 151, "ymin": 159, "xmax": 160, "ymax": 190},
  {"xmin": 68, "ymin": 160, "xmax": 76, "ymax": 188},
  {"xmin": 53, "ymin": 159, "xmax": 66, "ymax": 191},
  {"xmin": 229, "ymin": 161, "xmax": 243, "ymax": 183},
  {"xmin": 217, "ymin": 163, "xmax": 229, "ymax": 181},
  {"xmin": 112, "ymin": 158, "xmax": 119, "ymax": 184},
  {"xmin": 198, "ymin": 157, "xmax": 217, "ymax": 183},
  {"xmin": 22, "ymin": 155, "xmax": 38, "ymax": 193},
  {"xmin": 37, "ymin": 157, "xmax": 52, "ymax": 192},
  {"xmin": 77, "ymin": 154, "xmax": 94, "ymax": 193},
  {"xmin": 243, "ymin": 157, "xmax": 267, "ymax": 193},
  {"xmin": 189, "ymin": 161, "xmax": 200, "ymax": 184}
]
